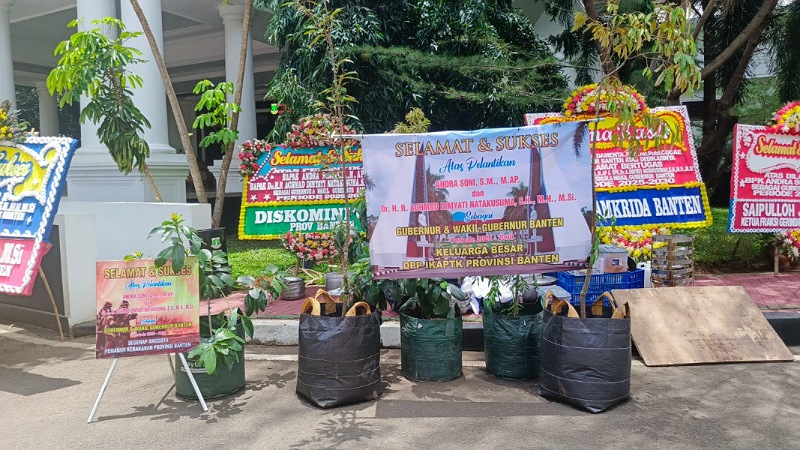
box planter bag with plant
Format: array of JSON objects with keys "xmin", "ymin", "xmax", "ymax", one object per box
[
  {"xmin": 538, "ymin": 292, "xmax": 631, "ymax": 413},
  {"xmin": 175, "ymin": 316, "xmax": 247, "ymax": 400},
  {"xmin": 296, "ymin": 291, "xmax": 382, "ymax": 408},
  {"xmin": 400, "ymin": 302, "xmax": 462, "ymax": 382},
  {"xmin": 483, "ymin": 301, "xmax": 543, "ymax": 380}
]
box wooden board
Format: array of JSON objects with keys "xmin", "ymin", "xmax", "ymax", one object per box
[{"xmin": 611, "ymin": 286, "xmax": 794, "ymax": 366}]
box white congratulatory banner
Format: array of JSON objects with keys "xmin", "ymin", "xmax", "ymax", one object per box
[{"xmin": 360, "ymin": 123, "xmax": 593, "ymax": 279}]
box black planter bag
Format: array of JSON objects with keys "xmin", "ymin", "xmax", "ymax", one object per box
[
  {"xmin": 538, "ymin": 295, "xmax": 631, "ymax": 413},
  {"xmin": 483, "ymin": 302, "xmax": 543, "ymax": 380},
  {"xmin": 400, "ymin": 304, "xmax": 462, "ymax": 382},
  {"xmin": 296, "ymin": 308, "xmax": 382, "ymax": 408}
]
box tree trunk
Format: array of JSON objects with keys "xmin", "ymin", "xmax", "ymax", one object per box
[
  {"xmin": 697, "ymin": 10, "xmax": 767, "ymax": 201},
  {"xmin": 211, "ymin": 0, "xmax": 253, "ymax": 228},
  {"xmin": 582, "ymin": 0, "xmax": 618, "ymax": 78},
  {"xmin": 666, "ymin": 0, "xmax": 778, "ymax": 103},
  {"xmin": 128, "ymin": 0, "xmax": 208, "ymax": 204},
  {"xmin": 142, "ymin": 162, "xmax": 163, "ymax": 202}
]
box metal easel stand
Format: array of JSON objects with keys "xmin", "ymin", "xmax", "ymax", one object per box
[{"xmin": 87, "ymin": 353, "xmax": 208, "ymax": 423}]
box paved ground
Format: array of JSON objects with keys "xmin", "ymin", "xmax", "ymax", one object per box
[{"xmin": 1, "ymin": 321, "xmax": 799, "ymax": 449}]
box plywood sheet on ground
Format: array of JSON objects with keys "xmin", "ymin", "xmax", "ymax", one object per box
[{"xmin": 611, "ymin": 286, "xmax": 794, "ymax": 366}]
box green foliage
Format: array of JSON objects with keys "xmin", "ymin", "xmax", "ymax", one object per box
[
  {"xmin": 192, "ymin": 80, "xmax": 241, "ymax": 150},
  {"xmin": 733, "ymin": 79, "xmax": 783, "ymax": 126},
  {"xmin": 675, "ymin": 208, "xmax": 772, "ymax": 271},
  {"xmin": 13, "ymin": 86, "xmax": 38, "ymax": 132},
  {"xmin": 392, "ymin": 108, "xmax": 432, "ymax": 134},
  {"xmin": 348, "ymin": 247, "xmax": 397, "ymax": 312},
  {"xmin": 264, "ymin": 0, "xmax": 567, "ymax": 135},
  {"xmin": 574, "ymin": 1, "xmax": 700, "ymax": 96},
  {"xmin": 147, "ymin": 213, "xmax": 240, "ymax": 375},
  {"xmin": 236, "ymin": 265, "xmax": 289, "ymax": 316},
  {"xmin": 400, "ymin": 278, "xmax": 465, "ymax": 320},
  {"xmin": 47, "ymin": 18, "xmax": 150, "ymax": 175},
  {"xmin": 199, "ymin": 249, "xmax": 234, "ymax": 301},
  {"xmin": 480, "ymin": 275, "xmax": 532, "ymax": 317},
  {"xmin": 227, "ymin": 240, "xmax": 298, "ymax": 280},
  {"xmin": 771, "ymin": 1, "xmax": 800, "ymax": 102},
  {"xmin": 148, "ymin": 213, "xmax": 205, "ymax": 274},
  {"xmin": 188, "ymin": 309, "xmax": 253, "ymax": 375}
]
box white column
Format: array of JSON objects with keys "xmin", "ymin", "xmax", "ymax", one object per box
[
  {"xmin": 214, "ymin": 2, "xmax": 257, "ymax": 194},
  {"xmin": 76, "ymin": 0, "xmax": 115, "ymax": 152},
  {"xmin": 219, "ymin": 3, "xmax": 257, "ymax": 143},
  {"xmin": 35, "ymin": 82, "xmax": 59, "ymax": 136},
  {"xmin": 66, "ymin": 0, "xmax": 188, "ymax": 203},
  {"xmin": 0, "ymin": 0, "xmax": 16, "ymax": 110},
  {"xmin": 120, "ymin": 0, "xmax": 174, "ymax": 154}
]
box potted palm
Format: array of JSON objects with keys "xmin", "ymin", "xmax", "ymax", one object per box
[
  {"xmin": 398, "ymin": 279, "xmax": 466, "ymax": 382},
  {"xmin": 481, "ymin": 275, "xmax": 543, "ymax": 380},
  {"xmin": 144, "ymin": 214, "xmax": 283, "ymax": 400}
]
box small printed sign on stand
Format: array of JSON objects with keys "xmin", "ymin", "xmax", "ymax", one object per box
[
  {"xmin": 95, "ymin": 258, "xmax": 200, "ymax": 358},
  {"xmin": 89, "ymin": 258, "xmax": 206, "ymax": 422}
]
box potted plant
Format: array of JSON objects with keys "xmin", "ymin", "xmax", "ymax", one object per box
[
  {"xmin": 481, "ymin": 275, "xmax": 543, "ymax": 380},
  {"xmin": 291, "ymin": 195, "xmax": 389, "ymax": 408},
  {"xmin": 280, "ymin": 230, "xmax": 339, "ymax": 299},
  {"xmin": 143, "ymin": 213, "xmax": 283, "ymax": 400},
  {"xmin": 398, "ymin": 279, "xmax": 466, "ymax": 382},
  {"xmin": 538, "ymin": 1, "xmax": 701, "ymax": 413}
]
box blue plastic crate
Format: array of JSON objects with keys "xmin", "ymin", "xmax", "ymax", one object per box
[{"xmin": 556, "ymin": 269, "xmax": 644, "ymax": 306}]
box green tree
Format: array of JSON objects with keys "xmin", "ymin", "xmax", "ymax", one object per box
[
  {"xmin": 571, "ymin": 0, "xmax": 702, "ymax": 317},
  {"xmin": 46, "ymin": 17, "xmax": 163, "ymax": 201},
  {"xmin": 263, "ymin": 0, "xmax": 568, "ymax": 137},
  {"xmin": 547, "ymin": 0, "xmax": 782, "ymax": 204},
  {"xmin": 128, "ymin": 0, "xmax": 255, "ymax": 227}
]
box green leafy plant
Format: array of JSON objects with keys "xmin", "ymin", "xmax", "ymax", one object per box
[
  {"xmin": 192, "ymin": 80, "xmax": 242, "ymax": 150},
  {"xmin": 348, "ymin": 249, "xmax": 398, "ymax": 312},
  {"xmin": 236, "ymin": 265, "xmax": 289, "ymax": 316},
  {"xmin": 46, "ymin": 17, "xmax": 163, "ymax": 201},
  {"xmin": 481, "ymin": 275, "xmax": 534, "ymax": 318},
  {"xmin": 399, "ymin": 278, "xmax": 465, "ymax": 320},
  {"xmin": 571, "ymin": 0, "xmax": 702, "ymax": 317},
  {"xmin": 189, "ymin": 308, "xmax": 253, "ymax": 376},
  {"xmin": 146, "ymin": 213, "xmax": 249, "ymax": 375}
]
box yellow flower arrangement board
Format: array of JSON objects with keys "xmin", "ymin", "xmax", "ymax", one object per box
[
  {"xmin": 0, "ymin": 137, "xmax": 77, "ymax": 295},
  {"xmin": 525, "ymin": 105, "xmax": 711, "ymax": 229}
]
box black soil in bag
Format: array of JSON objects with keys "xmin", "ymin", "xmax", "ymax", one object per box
[
  {"xmin": 296, "ymin": 309, "xmax": 382, "ymax": 408},
  {"xmin": 538, "ymin": 308, "xmax": 631, "ymax": 413},
  {"xmin": 483, "ymin": 302, "xmax": 543, "ymax": 380}
]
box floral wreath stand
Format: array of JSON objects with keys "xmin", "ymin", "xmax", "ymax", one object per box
[{"xmin": 767, "ymin": 103, "xmax": 800, "ymax": 275}]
